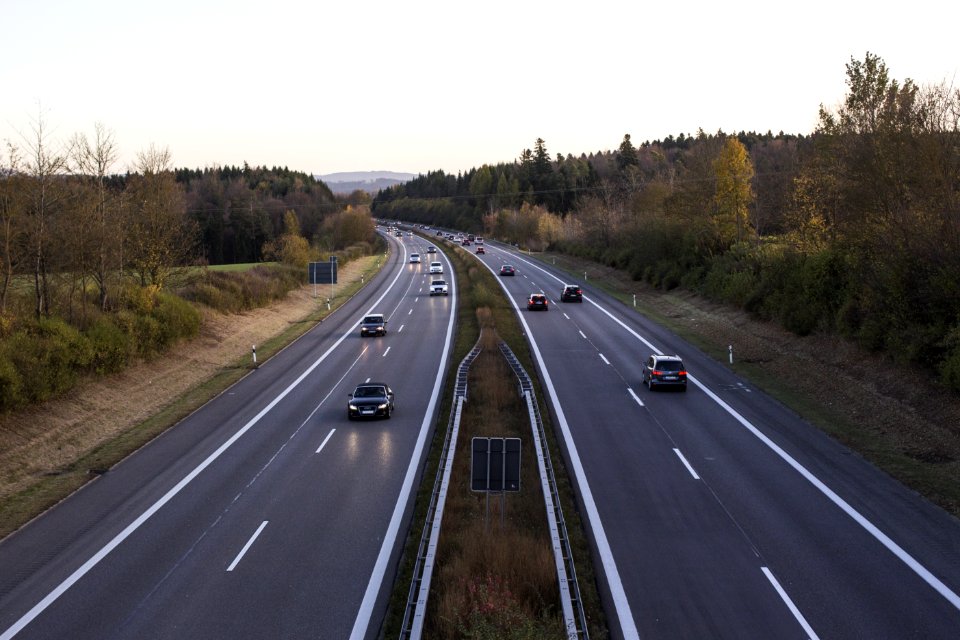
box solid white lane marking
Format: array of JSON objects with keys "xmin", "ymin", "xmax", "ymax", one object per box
[
  {"xmin": 599, "ymin": 353, "xmax": 610, "ymax": 365},
  {"xmin": 628, "ymin": 388, "xmax": 644, "ymax": 407},
  {"xmin": 579, "ymin": 330, "xmax": 587, "ymax": 339},
  {"xmin": 315, "ymin": 429, "xmax": 336, "ymax": 454},
  {"xmin": 507, "ymin": 250, "xmax": 960, "ymax": 615},
  {"xmin": 227, "ymin": 521, "xmax": 269, "ymax": 572},
  {"xmin": 673, "ymin": 448, "xmax": 700, "ymax": 480},
  {"xmin": 478, "ymin": 258, "xmax": 640, "ymax": 640},
  {"xmin": 0, "ymin": 254, "xmax": 412, "ymax": 640},
  {"xmin": 762, "ymin": 567, "xmax": 821, "ymax": 640},
  {"xmin": 350, "ymin": 248, "xmax": 459, "ymax": 640},
  {"xmin": 383, "ymin": 347, "xmax": 391, "ymax": 357}
]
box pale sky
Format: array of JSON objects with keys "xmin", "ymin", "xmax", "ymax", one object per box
[{"xmin": 2, "ymin": 0, "xmax": 957, "ymax": 177}]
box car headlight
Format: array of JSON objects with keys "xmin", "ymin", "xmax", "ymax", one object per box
[
  {"xmin": 349, "ymin": 404, "xmax": 358, "ymax": 411},
  {"xmin": 377, "ymin": 403, "xmax": 388, "ymax": 410}
]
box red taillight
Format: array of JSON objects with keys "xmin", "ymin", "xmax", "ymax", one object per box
[{"xmin": 679, "ymin": 370, "xmax": 687, "ymax": 376}]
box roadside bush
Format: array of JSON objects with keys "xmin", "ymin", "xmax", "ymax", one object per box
[
  {"xmin": 87, "ymin": 317, "xmax": 133, "ymax": 374},
  {"xmin": 0, "ymin": 349, "xmax": 22, "ymax": 410},
  {"xmin": 151, "ymin": 292, "xmax": 201, "ymax": 348},
  {"xmin": 6, "ymin": 318, "xmax": 93, "ymax": 405}
]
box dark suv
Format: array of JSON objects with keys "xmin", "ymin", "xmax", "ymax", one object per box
[
  {"xmin": 348, "ymin": 383, "xmax": 395, "ymax": 419},
  {"xmin": 642, "ymin": 355, "xmax": 687, "ymax": 391},
  {"xmin": 560, "ymin": 284, "xmax": 582, "ymax": 302}
]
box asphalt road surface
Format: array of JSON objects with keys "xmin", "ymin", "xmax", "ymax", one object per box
[
  {"xmin": 475, "ymin": 240, "xmax": 960, "ymax": 640},
  {"xmin": 0, "ymin": 231, "xmax": 455, "ymax": 640}
]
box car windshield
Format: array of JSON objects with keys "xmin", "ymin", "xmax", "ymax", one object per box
[
  {"xmin": 354, "ymin": 386, "xmax": 385, "ymax": 398},
  {"xmin": 363, "ymin": 316, "xmax": 382, "ymax": 324},
  {"xmin": 657, "ymin": 361, "xmax": 683, "ymax": 371}
]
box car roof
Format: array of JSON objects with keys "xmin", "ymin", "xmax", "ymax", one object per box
[
  {"xmin": 355, "ymin": 382, "xmax": 388, "ymax": 389},
  {"xmin": 653, "ymin": 354, "xmax": 683, "ymax": 361}
]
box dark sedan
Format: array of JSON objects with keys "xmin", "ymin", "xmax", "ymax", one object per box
[
  {"xmin": 348, "ymin": 383, "xmax": 395, "ymax": 419},
  {"xmin": 500, "ymin": 265, "xmax": 516, "ymax": 276}
]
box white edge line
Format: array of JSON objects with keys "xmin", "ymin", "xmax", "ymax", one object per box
[
  {"xmin": 478, "ymin": 257, "xmax": 640, "ymax": 639},
  {"xmin": 315, "ymin": 429, "xmax": 336, "ymax": 454},
  {"xmin": 0, "ymin": 255, "xmax": 411, "ymax": 640},
  {"xmin": 762, "ymin": 566, "xmax": 821, "ymax": 640},
  {"xmin": 508, "ymin": 250, "xmax": 960, "ymax": 614},
  {"xmin": 349, "ymin": 247, "xmax": 458, "ymax": 639},
  {"xmin": 672, "ymin": 448, "xmax": 700, "ymax": 480},
  {"xmin": 226, "ymin": 521, "xmax": 269, "ymax": 572}
]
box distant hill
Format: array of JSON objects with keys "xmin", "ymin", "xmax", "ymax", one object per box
[{"xmin": 318, "ymin": 171, "xmax": 416, "ymax": 195}]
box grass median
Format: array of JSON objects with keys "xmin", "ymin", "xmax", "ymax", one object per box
[{"xmin": 383, "ymin": 238, "xmax": 607, "ymax": 638}]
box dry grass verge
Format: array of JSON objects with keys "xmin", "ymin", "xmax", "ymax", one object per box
[
  {"xmin": 0, "ymin": 255, "xmax": 385, "ymax": 538},
  {"xmin": 385, "ymin": 240, "xmax": 607, "ymax": 639},
  {"xmin": 540, "ymin": 250, "xmax": 960, "ymax": 518},
  {"xmin": 426, "ymin": 327, "xmax": 564, "ymax": 638}
]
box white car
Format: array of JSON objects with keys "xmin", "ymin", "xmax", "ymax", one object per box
[
  {"xmin": 429, "ymin": 261, "xmax": 443, "ymax": 274},
  {"xmin": 430, "ymin": 279, "xmax": 449, "ymax": 296},
  {"xmin": 410, "ymin": 253, "xmax": 421, "ymax": 264}
]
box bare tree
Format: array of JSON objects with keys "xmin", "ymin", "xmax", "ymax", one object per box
[
  {"xmin": 0, "ymin": 142, "xmax": 28, "ymax": 312},
  {"xmin": 21, "ymin": 109, "xmax": 71, "ymax": 318},
  {"xmin": 124, "ymin": 144, "xmax": 198, "ymax": 288},
  {"xmin": 72, "ymin": 123, "xmax": 120, "ymax": 311}
]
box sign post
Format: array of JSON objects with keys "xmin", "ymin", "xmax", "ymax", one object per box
[{"xmin": 471, "ymin": 437, "xmax": 521, "ymax": 529}]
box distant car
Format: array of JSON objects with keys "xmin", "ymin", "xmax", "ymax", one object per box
[
  {"xmin": 499, "ymin": 265, "xmax": 515, "ymax": 276},
  {"xmin": 430, "ymin": 279, "xmax": 449, "ymax": 296},
  {"xmin": 348, "ymin": 382, "xmax": 395, "ymax": 419},
  {"xmin": 429, "ymin": 261, "xmax": 443, "ymax": 274},
  {"xmin": 642, "ymin": 354, "xmax": 688, "ymax": 391},
  {"xmin": 476, "ymin": 246, "xmax": 485, "ymax": 254},
  {"xmin": 461, "ymin": 239, "xmax": 471, "ymax": 246},
  {"xmin": 475, "ymin": 237, "xmax": 484, "ymax": 244},
  {"xmin": 409, "ymin": 253, "xmax": 421, "ymax": 263},
  {"xmin": 427, "ymin": 245, "xmax": 437, "ymax": 253},
  {"xmin": 395, "ymin": 231, "xmax": 402, "ymax": 237},
  {"xmin": 527, "ymin": 294, "xmax": 549, "ymax": 311},
  {"xmin": 560, "ymin": 284, "xmax": 582, "ymax": 302},
  {"xmin": 436, "ymin": 230, "xmax": 443, "ymax": 236},
  {"xmin": 359, "ymin": 313, "xmax": 387, "ymax": 337}
]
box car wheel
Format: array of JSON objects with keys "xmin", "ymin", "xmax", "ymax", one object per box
[{"xmin": 347, "ymin": 412, "xmax": 354, "ymax": 421}]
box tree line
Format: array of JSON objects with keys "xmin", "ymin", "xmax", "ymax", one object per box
[
  {"xmin": 373, "ymin": 53, "xmax": 960, "ymax": 391},
  {"xmin": 0, "ymin": 118, "xmax": 379, "ymax": 410}
]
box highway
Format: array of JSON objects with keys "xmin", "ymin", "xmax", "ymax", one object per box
[
  {"xmin": 0, "ymin": 231, "xmax": 455, "ymax": 640},
  {"xmin": 470, "ymin": 239, "xmax": 960, "ymax": 640}
]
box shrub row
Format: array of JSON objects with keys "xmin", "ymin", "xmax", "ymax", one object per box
[
  {"xmin": 555, "ymin": 228, "xmax": 960, "ymax": 392},
  {"xmin": 0, "ymin": 290, "xmax": 201, "ymax": 412}
]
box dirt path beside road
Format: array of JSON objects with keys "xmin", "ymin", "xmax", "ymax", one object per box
[{"xmin": 0, "ymin": 258, "xmax": 374, "ymax": 509}]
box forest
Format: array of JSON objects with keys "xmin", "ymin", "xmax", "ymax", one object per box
[
  {"xmin": 0, "ymin": 130, "xmax": 376, "ymax": 411},
  {"xmin": 373, "ymin": 53, "xmax": 960, "ymax": 391}
]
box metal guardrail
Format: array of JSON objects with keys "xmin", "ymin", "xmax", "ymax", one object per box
[
  {"xmin": 399, "ymin": 342, "xmax": 481, "ymax": 639},
  {"xmin": 499, "ymin": 342, "xmax": 590, "ymax": 640}
]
